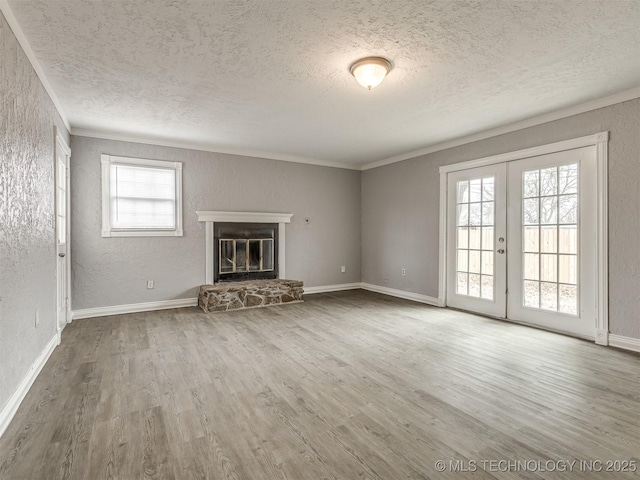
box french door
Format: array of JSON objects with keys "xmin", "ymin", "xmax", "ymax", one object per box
[
  {"xmin": 446, "ymin": 146, "xmax": 598, "ymax": 339},
  {"xmin": 446, "ymin": 164, "xmax": 507, "ymax": 317}
]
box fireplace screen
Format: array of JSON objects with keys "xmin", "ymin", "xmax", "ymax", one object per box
[
  {"xmin": 219, "ymin": 238, "xmax": 274, "ymax": 274},
  {"xmin": 214, "ymin": 222, "xmax": 278, "ymax": 282}
]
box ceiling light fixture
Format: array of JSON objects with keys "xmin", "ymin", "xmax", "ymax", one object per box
[{"xmin": 350, "ymin": 56, "xmax": 392, "ymax": 90}]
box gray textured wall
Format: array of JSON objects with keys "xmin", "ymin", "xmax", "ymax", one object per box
[
  {"xmin": 362, "ymin": 99, "xmax": 640, "ymax": 339},
  {"xmin": 0, "ymin": 12, "xmax": 70, "ymax": 410},
  {"xmin": 70, "ymin": 137, "xmax": 361, "ymax": 309}
]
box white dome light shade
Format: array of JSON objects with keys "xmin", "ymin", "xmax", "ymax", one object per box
[{"xmin": 350, "ymin": 57, "xmax": 392, "ymax": 90}]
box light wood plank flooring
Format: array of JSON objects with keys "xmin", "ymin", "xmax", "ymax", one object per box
[{"xmin": 1, "ymin": 290, "xmax": 639, "ymax": 479}]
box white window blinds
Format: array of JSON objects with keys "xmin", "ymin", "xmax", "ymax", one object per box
[
  {"xmin": 110, "ymin": 164, "xmax": 176, "ymax": 229},
  {"xmin": 101, "ymin": 155, "xmax": 183, "ymax": 237}
]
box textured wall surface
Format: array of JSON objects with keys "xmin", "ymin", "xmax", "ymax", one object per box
[
  {"xmin": 0, "ymin": 12, "xmax": 70, "ymax": 411},
  {"xmin": 362, "ymin": 98, "xmax": 640, "ymax": 339},
  {"xmin": 8, "ymin": 0, "xmax": 640, "ymax": 165},
  {"xmin": 70, "ymin": 137, "xmax": 361, "ymax": 310}
]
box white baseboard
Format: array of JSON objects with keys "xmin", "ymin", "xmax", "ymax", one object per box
[
  {"xmin": 72, "ymin": 298, "xmax": 198, "ymax": 320},
  {"xmin": 304, "ymin": 283, "xmax": 361, "ymax": 294},
  {"xmin": 608, "ymin": 334, "xmax": 640, "ymax": 353},
  {"xmin": 0, "ymin": 332, "xmax": 60, "ymax": 438},
  {"xmin": 360, "ymin": 283, "xmax": 443, "ymax": 307}
]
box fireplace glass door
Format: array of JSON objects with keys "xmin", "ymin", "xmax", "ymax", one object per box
[{"xmin": 219, "ymin": 238, "xmax": 274, "ymax": 276}]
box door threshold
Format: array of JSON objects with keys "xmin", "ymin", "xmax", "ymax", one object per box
[{"xmin": 445, "ymin": 306, "xmax": 595, "ymax": 342}]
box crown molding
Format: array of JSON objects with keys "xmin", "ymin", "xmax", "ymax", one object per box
[
  {"xmin": 0, "ymin": 0, "xmax": 71, "ymax": 132},
  {"xmin": 361, "ymin": 85, "xmax": 640, "ymax": 171},
  {"xmin": 71, "ymin": 128, "xmax": 360, "ymax": 171},
  {"xmin": 438, "ymin": 131, "xmax": 608, "ymax": 174}
]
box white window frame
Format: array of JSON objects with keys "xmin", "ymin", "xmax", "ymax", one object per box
[{"xmin": 101, "ymin": 154, "xmax": 183, "ymax": 237}]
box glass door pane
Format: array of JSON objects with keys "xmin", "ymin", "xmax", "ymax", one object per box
[
  {"xmin": 455, "ymin": 177, "xmax": 495, "ymax": 300},
  {"xmin": 520, "ymin": 164, "xmax": 578, "ymax": 315}
]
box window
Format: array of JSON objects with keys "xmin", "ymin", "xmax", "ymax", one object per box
[{"xmin": 101, "ymin": 154, "xmax": 183, "ymax": 237}]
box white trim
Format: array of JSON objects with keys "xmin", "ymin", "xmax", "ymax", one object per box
[
  {"xmin": 108, "ymin": 155, "xmax": 182, "ymax": 169},
  {"xmin": 437, "ymin": 172, "xmax": 447, "ymax": 306},
  {"xmin": 104, "ymin": 230, "xmax": 183, "ymax": 237},
  {"xmin": 595, "ymin": 138, "xmax": 609, "ymax": 345},
  {"xmin": 360, "ymin": 283, "xmax": 442, "ymax": 307},
  {"xmin": 55, "ymin": 127, "xmax": 72, "ymax": 330},
  {"xmin": 101, "ymin": 154, "xmax": 184, "ymax": 237},
  {"xmin": 362, "ymin": 87, "xmax": 640, "ymax": 171},
  {"xmin": 56, "ymin": 128, "xmax": 71, "ymax": 156},
  {"xmin": 197, "ymin": 211, "xmax": 293, "ymax": 284},
  {"xmin": 71, "ymin": 298, "xmax": 198, "ymax": 320},
  {"xmin": 278, "ymin": 223, "xmax": 287, "ymax": 279},
  {"xmin": 0, "ymin": 1, "xmax": 71, "ymax": 132},
  {"xmin": 196, "ymin": 211, "xmax": 293, "ymax": 224},
  {"xmin": 303, "ymin": 283, "xmax": 361, "ymax": 294},
  {"xmin": 100, "ymin": 155, "xmax": 110, "ymax": 236},
  {"xmin": 72, "ymin": 128, "xmax": 359, "ymax": 171},
  {"xmin": 438, "ymin": 133, "xmax": 609, "ymax": 343},
  {"xmin": 0, "ymin": 333, "xmax": 59, "ymax": 438},
  {"xmin": 205, "ymin": 222, "xmax": 214, "ymax": 285},
  {"xmin": 439, "ymin": 132, "xmax": 608, "ymax": 174},
  {"xmin": 608, "ymin": 334, "xmax": 640, "ymax": 353}
]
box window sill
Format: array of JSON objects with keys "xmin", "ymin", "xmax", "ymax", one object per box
[{"xmin": 102, "ymin": 229, "xmax": 183, "ymax": 238}]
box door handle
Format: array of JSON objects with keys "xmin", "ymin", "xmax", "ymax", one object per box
[
  {"xmin": 59, "ymin": 253, "xmax": 66, "ymax": 258},
  {"xmin": 497, "ymin": 249, "xmax": 505, "ymax": 254}
]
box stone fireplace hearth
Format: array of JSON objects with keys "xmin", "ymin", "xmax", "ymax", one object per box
[{"xmin": 198, "ymin": 279, "xmax": 303, "ymax": 312}]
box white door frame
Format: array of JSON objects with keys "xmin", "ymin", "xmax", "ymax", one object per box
[
  {"xmin": 438, "ymin": 132, "xmax": 609, "ymax": 345},
  {"xmin": 55, "ymin": 127, "xmax": 71, "ymax": 338}
]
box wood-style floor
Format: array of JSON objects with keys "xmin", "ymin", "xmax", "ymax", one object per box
[{"xmin": 1, "ymin": 290, "xmax": 639, "ymax": 480}]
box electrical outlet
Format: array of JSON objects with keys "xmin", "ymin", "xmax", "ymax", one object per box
[
  {"xmin": 341, "ymin": 265, "xmax": 346, "ymax": 273},
  {"xmin": 401, "ymin": 268, "xmax": 406, "ymax": 276},
  {"xmin": 147, "ymin": 280, "xmax": 154, "ymax": 289},
  {"xmin": 35, "ymin": 309, "xmax": 40, "ymax": 327}
]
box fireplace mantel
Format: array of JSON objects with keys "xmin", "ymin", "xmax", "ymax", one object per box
[{"xmin": 196, "ymin": 211, "xmax": 293, "ymax": 284}]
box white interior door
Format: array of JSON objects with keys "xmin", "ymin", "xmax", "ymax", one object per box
[
  {"xmin": 56, "ymin": 133, "xmax": 71, "ymax": 332},
  {"xmin": 506, "ymin": 147, "xmax": 597, "ymax": 338},
  {"xmin": 446, "ymin": 164, "xmax": 507, "ymax": 317}
]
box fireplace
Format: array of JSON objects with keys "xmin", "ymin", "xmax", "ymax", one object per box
[
  {"xmin": 196, "ymin": 211, "xmax": 293, "ymax": 285},
  {"xmin": 214, "ymin": 222, "xmax": 278, "ymax": 282}
]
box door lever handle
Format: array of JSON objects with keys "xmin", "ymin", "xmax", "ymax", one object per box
[
  {"xmin": 59, "ymin": 253, "xmax": 66, "ymax": 257},
  {"xmin": 497, "ymin": 249, "xmax": 505, "ymax": 254}
]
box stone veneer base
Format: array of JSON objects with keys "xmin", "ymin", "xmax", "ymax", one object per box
[{"xmin": 198, "ymin": 279, "xmax": 304, "ymax": 313}]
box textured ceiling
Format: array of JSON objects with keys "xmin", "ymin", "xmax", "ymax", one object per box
[{"xmin": 6, "ymin": 0, "xmax": 640, "ymax": 167}]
